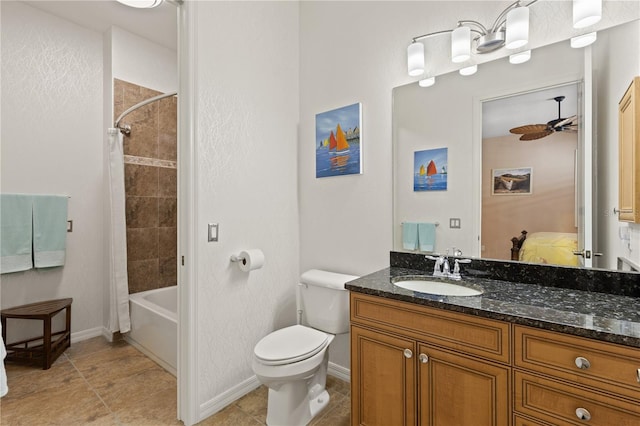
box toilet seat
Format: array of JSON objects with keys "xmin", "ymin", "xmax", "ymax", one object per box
[{"xmin": 254, "ymin": 325, "xmax": 328, "ymax": 366}]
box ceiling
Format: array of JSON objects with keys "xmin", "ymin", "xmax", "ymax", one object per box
[
  {"xmin": 22, "ymin": 0, "xmax": 177, "ymax": 50},
  {"xmin": 483, "ymin": 84, "xmax": 579, "ymax": 139}
]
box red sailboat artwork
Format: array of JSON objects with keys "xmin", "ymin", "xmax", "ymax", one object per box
[
  {"xmin": 413, "ymin": 147, "xmax": 448, "ymax": 192},
  {"xmin": 315, "ymin": 102, "xmax": 362, "ymax": 178}
]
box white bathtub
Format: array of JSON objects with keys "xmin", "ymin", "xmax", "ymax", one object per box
[{"xmin": 126, "ymin": 286, "xmax": 177, "ymax": 376}]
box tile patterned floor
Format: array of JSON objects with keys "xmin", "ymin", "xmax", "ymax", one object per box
[{"xmin": 1, "ymin": 336, "xmax": 350, "ymax": 426}]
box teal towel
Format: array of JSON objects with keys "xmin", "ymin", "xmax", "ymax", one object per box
[
  {"xmin": 33, "ymin": 195, "xmax": 67, "ymax": 268},
  {"xmin": 418, "ymin": 223, "xmax": 436, "ymax": 252},
  {"xmin": 402, "ymin": 222, "xmax": 418, "ymax": 250},
  {"xmin": 0, "ymin": 194, "xmax": 34, "ymax": 273}
]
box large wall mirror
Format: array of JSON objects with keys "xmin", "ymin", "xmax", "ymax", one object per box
[{"xmin": 393, "ymin": 17, "xmax": 640, "ymax": 271}]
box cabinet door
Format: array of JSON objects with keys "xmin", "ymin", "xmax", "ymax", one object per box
[
  {"xmin": 351, "ymin": 325, "xmax": 416, "ymax": 426},
  {"xmin": 418, "ymin": 343, "xmax": 510, "ymax": 426},
  {"xmin": 619, "ymin": 76, "xmax": 640, "ymax": 222}
]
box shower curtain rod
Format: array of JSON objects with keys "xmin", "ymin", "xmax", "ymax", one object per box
[{"xmin": 114, "ymin": 91, "xmax": 177, "ymax": 135}]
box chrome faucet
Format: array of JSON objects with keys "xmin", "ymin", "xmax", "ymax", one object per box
[{"xmin": 425, "ymin": 254, "xmax": 471, "ymax": 280}]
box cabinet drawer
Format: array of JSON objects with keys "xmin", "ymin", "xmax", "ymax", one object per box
[
  {"xmin": 350, "ymin": 293, "xmax": 510, "ymax": 363},
  {"xmin": 514, "ymin": 325, "xmax": 640, "ymax": 401},
  {"xmin": 514, "ymin": 414, "xmax": 555, "ymax": 426},
  {"xmin": 514, "ymin": 371, "xmax": 640, "ymax": 425}
]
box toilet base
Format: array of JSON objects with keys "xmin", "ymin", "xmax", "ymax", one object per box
[{"xmin": 265, "ymin": 382, "xmax": 330, "ymax": 426}]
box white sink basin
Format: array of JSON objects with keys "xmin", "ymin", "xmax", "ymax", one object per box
[{"xmin": 392, "ymin": 278, "xmax": 483, "ymax": 296}]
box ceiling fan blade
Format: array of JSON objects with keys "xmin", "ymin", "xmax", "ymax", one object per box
[
  {"xmin": 555, "ymin": 115, "xmax": 578, "ymax": 128},
  {"xmin": 510, "ymin": 124, "xmax": 548, "ymax": 134},
  {"xmin": 519, "ymin": 130, "xmax": 553, "ymax": 141}
]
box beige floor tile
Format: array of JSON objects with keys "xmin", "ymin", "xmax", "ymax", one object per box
[
  {"xmin": 93, "ymin": 366, "xmax": 177, "ymax": 411},
  {"xmin": 71, "ymin": 344, "xmax": 158, "ymax": 385},
  {"xmin": 3, "ymin": 360, "xmax": 82, "ymax": 400},
  {"xmin": 326, "ymin": 375, "xmax": 350, "ymax": 397},
  {"xmin": 65, "ymin": 335, "xmax": 128, "ymax": 360},
  {"xmin": 0, "ymin": 379, "xmax": 110, "ymax": 426},
  {"xmin": 115, "ymin": 387, "xmax": 181, "ymax": 425},
  {"xmin": 196, "ymin": 404, "xmax": 263, "ymax": 426},
  {"xmin": 234, "ymin": 385, "xmax": 268, "ymax": 421}
]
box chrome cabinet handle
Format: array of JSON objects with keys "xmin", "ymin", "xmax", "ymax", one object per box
[
  {"xmin": 575, "ymin": 356, "xmax": 591, "ymax": 370},
  {"xmin": 419, "ymin": 353, "xmax": 429, "ymax": 364},
  {"xmin": 575, "ymin": 407, "xmax": 591, "ymax": 421},
  {"xmin": 403, "ymin": 349, "xmax": 413, "ymax": 359},
  {"xmin": 636, "ymin": 368, "xmax": 640, "ymax": 383}
]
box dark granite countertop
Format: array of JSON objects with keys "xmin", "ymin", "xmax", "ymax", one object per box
[{"xmin": 346, "ymin": 266, "xmax": 640, "ymax": 348}]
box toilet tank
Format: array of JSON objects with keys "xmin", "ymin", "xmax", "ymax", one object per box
[{"xmin": 299, "ymin": 269, "xmax": 359, "ymax": 334}]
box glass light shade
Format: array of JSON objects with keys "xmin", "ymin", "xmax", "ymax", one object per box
[
  {"xmin": 573, "ymin": 0, "xmax": 602, "ymax": 29},
  {"xmin": 418, "ymin": 77, "xmax": 436, "ymax": 87},
  {"xmin": 509, "ymin": 50, "xmax": 531, "ymax": 64},
  {"xmin": 571, "ymin": 32, "xmax": 597, "ymax": 48},
  {"xmin": 459, "ymin": 65, "xmax": 477, "ymax": 76},
  {"xmin": 407, "ymin": 42, "xmax": 425, "ymax": 76},
  {"xmin": 116, "ymin": 0, "xmax": 163, "ymax": 7},
  {"xmin": 505, "ymin": 6, "xmax": 529, "ymax": 49},
  {"xmin": 451, "ymin": 26, "xmax": 471, "ymax": 63}
]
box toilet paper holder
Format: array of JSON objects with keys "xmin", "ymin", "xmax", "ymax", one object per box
[{"xmin": 230, "ymin": 254, "xmax": 245, "ymax": 263}]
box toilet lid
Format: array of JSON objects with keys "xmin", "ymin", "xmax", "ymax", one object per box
[{"xmin": 254, "ymin": 325, "xmax": 328, "ymax": 366}]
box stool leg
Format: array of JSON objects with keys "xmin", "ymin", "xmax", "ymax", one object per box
[
  {"xmin": 65, "ymin": 305, "xmax": 71, "ymax": 350},
  {"xmin": 43, "ymin": 316, "xmax": 52, "ymax": 370}
]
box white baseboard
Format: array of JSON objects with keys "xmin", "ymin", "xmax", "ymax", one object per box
[
  {"xmin": 198, "ymin": 375, "xmax": 261, "ymax": 422},
  {"xmin": 328, "ymin": 362, "xmax": 350, "ymax": 383},
  {"xmin": 70, "ymin": 326, "xmax": 104, "ymax": 344}
]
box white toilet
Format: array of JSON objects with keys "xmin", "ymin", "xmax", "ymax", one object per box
[{"xmin": 252, "ymin": 269, "xmax": 358, "ymax": 426}]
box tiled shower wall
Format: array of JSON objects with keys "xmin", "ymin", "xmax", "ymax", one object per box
[{"xmin": 114, "ymin": 79, "xmax": 177, "ymax": 294}]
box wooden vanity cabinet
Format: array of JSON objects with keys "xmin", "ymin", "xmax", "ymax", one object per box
[
  {"xmin": 350, "ymin": 293, "xmax": 640, "ymax": 426},
  {"xmin": 350, "ymin": 293, "xmax": 511, "ymax": 426},
  {"xmin": 618, "ymin": 76, "xmax": 640, "ymax": 222},
  {"xmin": 513, "ymin": 325, "xmax": 640, "ymax": 425}
]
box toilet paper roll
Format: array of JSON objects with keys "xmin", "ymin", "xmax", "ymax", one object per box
[{"xmin": 238, "ymin": 249, "xmax": 265, "ymax": 272}]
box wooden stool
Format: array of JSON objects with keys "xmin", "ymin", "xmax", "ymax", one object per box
[{"xmin": 1, "ymin": 298, "xmax": 72, "ymax": 370}]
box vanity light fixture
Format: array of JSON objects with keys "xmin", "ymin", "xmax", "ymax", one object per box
[
  {"xmin": 407, "ymin": 0, "xmax": 536, "ymax": 77},
  {"xmin": 418, "ymin": 77, "xmax": 436, "ymax": 87},
  {"xmin": 570, "ymin": 32, "xmax": 597, "ymax": 48},
  {"xmin": 573, "ymin": 0, "xmax": 602, "ymax": 29},
  {"xmin": 459, "ymin": 65, "xmax": 478, "ymax": 76},
  {"xmin": 505, "ymin": 5, "xmax": 529, "ymax": 49},
  {"xmin": 407, "ymin": 42, "xmax": 425, "ymax": 76},
  {"xmin": 509, "ymin": 50, "xmax": 531, "ymax": 64},
  {"xmin": 115, "ymin": 0, "xmax": 163, "ymax": 8},
  {"xmin": 451, "ymin": 26, "xmax": 471, "ymax": 63}
]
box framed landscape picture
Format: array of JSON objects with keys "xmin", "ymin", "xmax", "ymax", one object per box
[{"xmin": 492, "ymin": 167, "xmax": 532, "ymax": 195}]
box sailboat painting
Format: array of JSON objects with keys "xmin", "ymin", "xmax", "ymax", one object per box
[
  {"xmin": 414, "ymin": 147, "xmax": 448, "ymax": 191},
  {"xmin": 316, "ymin": 103, "xmax": 362, "ymax": 178}
]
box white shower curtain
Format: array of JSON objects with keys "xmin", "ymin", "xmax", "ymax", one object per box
[{"xmin": 107, "ymin": 128, "xmax": 131, "ymax": 333}]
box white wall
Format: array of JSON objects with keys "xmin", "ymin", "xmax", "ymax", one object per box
[
  {"xmin": 0, "ymin": 1, "xmax": 104, "ymax": 342},
  {"xmin": 188, "ymin": 1, "xmax": 300, "ymax": 418},
  {"xmin": 111, "ymin": 26, "xmax": 177, "ymax": 94},
  {"xmin": 594, "ymin": 19, "xmax": 640, "ymax": 269}
]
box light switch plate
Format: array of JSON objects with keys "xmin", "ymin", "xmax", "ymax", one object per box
[
  {"xmin": 208, "ymin": 223, "xmax": 219, "ymax": 242},
  {"xmin": 449, "ymin": 218, "xmax": 461, "ymax": 229}
]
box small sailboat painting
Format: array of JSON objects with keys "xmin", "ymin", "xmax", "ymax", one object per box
[
  {"xmin": 316, "ymin": 103, "xmax": 362, "ymax": 178},
  {"xmin": 414, "ymin": 147, "xmax": 448, "ymax": 191}
]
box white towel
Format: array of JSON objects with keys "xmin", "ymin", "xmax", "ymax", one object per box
[
  {"xmin": 33, "ymin": 195, "xmax": 68, "ymax": 268},
  {"xmin": 0, "ymin": 194, "xmax": 34, "ymax": 274}
]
